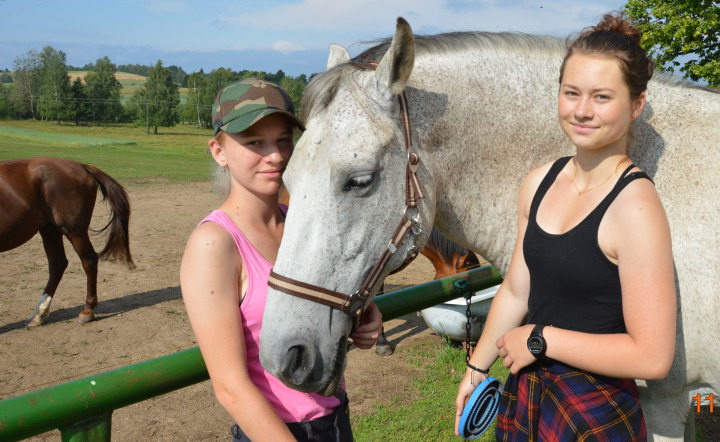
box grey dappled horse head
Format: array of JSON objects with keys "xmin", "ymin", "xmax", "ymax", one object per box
[{"xmin": 260, "ymin": 18, "xmax": 720, "ymax": 440}]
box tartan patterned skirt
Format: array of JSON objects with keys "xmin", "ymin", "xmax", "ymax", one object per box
[{"xmin": 496, "ymin": 361, "xmax": 646, "ymax": 442}]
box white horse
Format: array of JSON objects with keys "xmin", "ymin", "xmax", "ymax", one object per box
[{"xmin": 259, "ymin": 18, "xmax": 720, "ymax": 440}]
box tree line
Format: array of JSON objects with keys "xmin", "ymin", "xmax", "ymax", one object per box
[
  {"xmin": 0, "ymin": 46, "xmax": 313, "ymax": 134},
  {"xmin": 68, "ymin": 62, "xmax": 190, "ymax": 86}
]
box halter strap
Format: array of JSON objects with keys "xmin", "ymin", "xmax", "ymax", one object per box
[{"xmin": 268, "ymin": 62, "xmax": 425, "ymax": 324}]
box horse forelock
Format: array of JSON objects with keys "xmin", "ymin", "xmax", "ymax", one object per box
[{"xmin": 301, "ymin": 31, "xmax": 568, "ymax": 122}]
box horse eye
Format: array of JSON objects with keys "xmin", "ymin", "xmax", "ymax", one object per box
[{"xmin": 344, "ymin": 174, "xmax": 374, "ymax": 191}]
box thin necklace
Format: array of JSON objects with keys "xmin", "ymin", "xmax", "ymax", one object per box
[{"xmin": 573, "ymin": 156, "xmax": 628, "ymax": 196}]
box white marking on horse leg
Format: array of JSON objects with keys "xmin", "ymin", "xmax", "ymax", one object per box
[{"xmin": 26, "ymin": 293, "xmax": 52, "ymax": 327}]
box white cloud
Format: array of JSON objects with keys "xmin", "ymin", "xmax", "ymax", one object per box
[{"xmin": 273, "ymin": 41, "xmax": 306, "ymax": 54}]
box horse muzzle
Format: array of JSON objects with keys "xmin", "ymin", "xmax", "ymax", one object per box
[{"xmin": 261, "ymin": 333, "xmax": 348, "ymax": 396}]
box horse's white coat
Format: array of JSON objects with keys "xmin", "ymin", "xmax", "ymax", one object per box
[{"xmin": 260, "ymin": 18, "xmax": 720, "ymax": 440}]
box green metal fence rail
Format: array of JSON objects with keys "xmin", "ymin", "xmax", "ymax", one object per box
[{"xmin": 0, "ymin": 264, "xmax": 502, "ymax": 441}]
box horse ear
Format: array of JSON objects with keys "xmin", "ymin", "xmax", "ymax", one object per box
[
  {"xmin": 374, "ymin": 17, "xmax": 415, "ymax": 98},
  {"xmin": 327, "ymin": 44, "xmax": 351, "ymax": 70}
]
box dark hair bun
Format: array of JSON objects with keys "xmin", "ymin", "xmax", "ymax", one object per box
[
  {"xmin": 581, "ymin": 12, "xmax": 642, "ymax": 46},
  {"xmin": 561, "ymin": 10, "xmax": 653, "ymax": 98}
]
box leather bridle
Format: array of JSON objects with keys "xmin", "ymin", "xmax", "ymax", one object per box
[{"xmin": 268, "ymin": 61, "xmax": 424, "ymax": 326}]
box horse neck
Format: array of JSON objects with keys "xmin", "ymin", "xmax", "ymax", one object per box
[{"xmin": 407, "ymin": 49, "xmax": 571, "ymax": 272}]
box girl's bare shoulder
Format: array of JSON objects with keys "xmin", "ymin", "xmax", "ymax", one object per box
[{"xmin": 183, "ymin": 221, "xmax": 239, "ymax": 269}]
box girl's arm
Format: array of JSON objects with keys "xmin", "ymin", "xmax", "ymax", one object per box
[
  {"xmin": 496, "ymin": 178, "xmax": 676, "ymax": 380},
  {"xmin": 454, "ymin": 164, "xmax": 549, "ymax": 435},
  {"xmin": 180, "ymin": 223, "xmax": 295, "ymax": 441}
]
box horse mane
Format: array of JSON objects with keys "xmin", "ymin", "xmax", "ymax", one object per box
[
  {"xmin": 301, "ymin": 31, "xmax": 566, "ymax": 122},
  {"xmin": 651, "ymin": 71, "xmax": 720, "ymax": 94},
  {"xmin": 300, "ymin": 30, "xmax": 719, "ymax": 122}
]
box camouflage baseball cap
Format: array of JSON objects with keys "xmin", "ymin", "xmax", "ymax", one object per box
[{"xmin": 211, "ymin": 78, "xmax": 305, "ymax": 135}]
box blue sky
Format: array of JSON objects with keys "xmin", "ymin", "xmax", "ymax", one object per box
[{"xmin": 0, "ymin": 0, "xmax": 627, "ymax": 76}]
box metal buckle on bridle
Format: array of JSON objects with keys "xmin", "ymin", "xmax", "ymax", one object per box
[
  {"xmin": 346, "ymin": 291, "xmax": 367, "ymax": 330},
  {"xmin": 402, "ymin": 205, "xmax": 422, "ymax": 255}
]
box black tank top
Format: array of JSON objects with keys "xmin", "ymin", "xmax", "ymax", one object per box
[{"xmin": 525, "ymin": 156, "xmax": 652, "ymax": 334}]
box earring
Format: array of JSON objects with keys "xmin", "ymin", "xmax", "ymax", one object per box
[
  {"xmin": 221, "ymin": 165, "xmax": 227, "ymax": 173},
  {"xmin": 632, "ymin": 114, "xmax": 637, "ymax": 119}
]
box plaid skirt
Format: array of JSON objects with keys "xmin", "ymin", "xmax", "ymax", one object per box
[{"xmin": 496, "ymin": 361, "xmax": 646, "ymax": 442}]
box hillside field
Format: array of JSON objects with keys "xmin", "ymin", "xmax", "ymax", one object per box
[{"xmin": 67, "ymin": 71, "xmax": 189, "ymax": 103}]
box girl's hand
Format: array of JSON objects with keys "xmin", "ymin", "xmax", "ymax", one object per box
[
  {"xmin": 349, "ymin": 302, "xmax": 382, "ymax": 349},
  {"xmin": 496, "ymin": 324, "xmax": 537, "ymax": 375},
  {"xmin": 454, "ymin": 368, "xmax": 487, "ymax": 436}
]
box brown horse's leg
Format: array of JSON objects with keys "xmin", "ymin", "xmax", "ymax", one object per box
[
  {"xmin": 374, "ymin": 326, "xmax": 395, "ymax": 356},
  {"xmin": 27, "ymin": 226, "xmax": 69, "ymax": 327},
  {"xmin": 374, "ymin": 283, "xmax": 396, "ymax": 356},
  {"xmin": 66, "ymin": 232, "xmax": 99, "ymax": 323}
]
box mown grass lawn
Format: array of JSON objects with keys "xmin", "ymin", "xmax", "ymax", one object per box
[{"xmin": 0, "ymin": 120, "xmax": 213, "ymax": 183}]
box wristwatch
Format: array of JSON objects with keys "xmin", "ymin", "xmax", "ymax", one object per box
[{"xmin": 527, "ymin": 324, "xmax": 548, "ymax": 360}]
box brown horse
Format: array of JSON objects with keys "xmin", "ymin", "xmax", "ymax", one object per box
[
  {"xmin": 279, "ymin": 185, "xmax": 479, "ymax": 355},
  {"xmin": 0, "ymin": 157, "xmax": 134, "ymax": 326}
]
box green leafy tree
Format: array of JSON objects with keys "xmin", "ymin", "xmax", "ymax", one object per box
[
  {"xmin": 0, "ymin": 82, "xmax": 13, "ymax": 118},
  {"xmin": 136, "ymin": 60, "xmax": 180, "ymax": 134},
  {"xmin": 0, "ymin": 73, "xmax": 12, "ymax": 83},
  {"xmin": 266, "ymin": 69, "xmax": 286, "ymax": 85},
  {"xmin": 200, "ymin": 68, "xmax": 237, "ymax": 127},
  {"xmin": 84, "ymin": 56, "xmax": 122, "ymax": 123},
  {"xmin": 68, "ymin": 77, "xmax": 90, "ymax": 125},
  {"xmin": 117, "ymin": 63, "xmax": 151, "ymax": 77},
  {"xmin": 167, "ymin": 65, "xmax": 188, "ymax": 87},
  {"xmin": 183, "ymin": 72, "xmax": 207, "ymax": 127},
  {"xmin": 624, "ymin": 0, "xmax": 720, "ymax": 87},
  {"xmin": 38, "ymin": 46, "xmax": 70, "ymax": 124},
  {"xmin": 281, "ymin": 74, "xmax": 308, "ymax": 115},
  {"xmin": 12, "ymin": 49, "xmax": 42, "ymax": 119}
]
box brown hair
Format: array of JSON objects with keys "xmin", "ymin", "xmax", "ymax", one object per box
[
  {"xmin": 560, "ymin": 12, "xmax": 654, "ymax": 99},
  {"xmin": 214, "ymin": 130, "xmax": 227, "ymax": 144}
]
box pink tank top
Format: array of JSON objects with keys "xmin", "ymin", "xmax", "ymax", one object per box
[{"xmin": 200, "ymin": 208, "xmax": 340, "ymax": 422}]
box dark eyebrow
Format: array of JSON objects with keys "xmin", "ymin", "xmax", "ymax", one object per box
[{"xmin": 560, "ymin": 83, "xmax": 617, "ymax": 94}]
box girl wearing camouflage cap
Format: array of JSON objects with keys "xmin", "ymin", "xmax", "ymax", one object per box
[{"xmin": 180, "ymin": 78, "xmax": 382, "ymax": 441}]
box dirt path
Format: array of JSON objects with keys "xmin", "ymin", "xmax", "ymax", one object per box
[{"xmin": 0, "ymin": 180, "xmax": 442, "ymax": 441}]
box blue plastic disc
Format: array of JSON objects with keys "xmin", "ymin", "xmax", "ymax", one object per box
[{"xmin": 458, "ymin": 376, "xmax": 503, "ymax": 440}]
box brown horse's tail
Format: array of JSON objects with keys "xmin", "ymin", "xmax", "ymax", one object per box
[{"xmin": 82, "ymin": 164, "xmax": 136, "ymax": 269}]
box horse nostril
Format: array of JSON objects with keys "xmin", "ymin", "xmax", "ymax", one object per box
[
  {"xmin": 281, "ymin": 344, "xmax": 312, "ymax": 385},
  {"xmin": 289, "ymin": 345, "xmax": 304, "ymax": 372}
]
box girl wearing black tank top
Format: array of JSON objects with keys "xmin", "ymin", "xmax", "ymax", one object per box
[{"xmin": 455, "ymin": 12, "xmax": 675, "ymax": 441}]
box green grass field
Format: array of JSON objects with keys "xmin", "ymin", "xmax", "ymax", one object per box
[
  {"xmin": 118, "ymin": 78, "xmax": 145, "ymax": 97},
  {"xmin": 353, "ymin": 338, "xmax": 509, "ymax": 442},
  {"xmin": 0, "ymin": 120, "xmax": 213, "ymax": 183}
]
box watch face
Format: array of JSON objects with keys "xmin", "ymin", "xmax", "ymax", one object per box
[{"xmin": 528, "ymin": 336, "xmax": 543, "ymax": 354}]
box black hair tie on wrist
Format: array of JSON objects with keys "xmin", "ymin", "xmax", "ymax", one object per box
[{"xmin": 467, "ymin": 362, "xmax": 489, "ymax": 375}]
